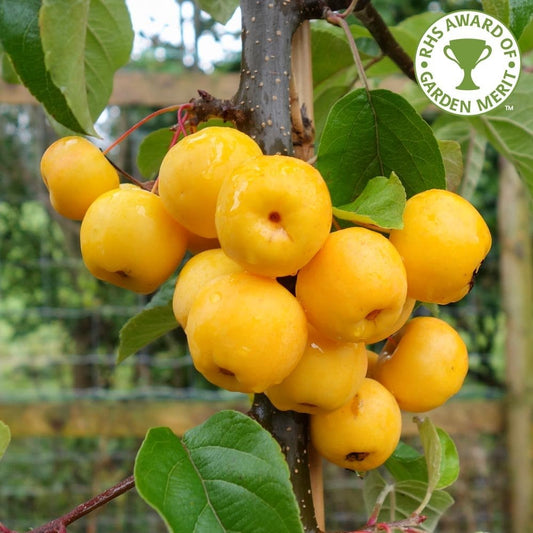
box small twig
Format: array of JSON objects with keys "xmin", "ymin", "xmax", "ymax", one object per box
[
  {"xmin": 366, "ymin": 482, "xmax": 395, "ymax": 527},
  {"xmin": 25, "ymin": 475, "xmax": 136, "ymax": 533},
  {"xmin": 339, "ymin": 0, "xmax": 358, "ymax": 18},
  {"xmin": 103, "ymin": 104, "xmax": 184, "ymax": 155},
  {"xmin": 104, "ymin": 156, "xmax": 152, "ymax": 190},
  {"xmin": 346, "ymin": 513, "xmax": 427, "ymax": 532},
  {"xmin": 326, "ymin": 10, "xmax": 371, "ymax": 92},
  {"xmin": 189, "ymin": 89, "xmax": 247, "ymax": 130},
  {"xmin": 351, "ymin": 0, "xmax": 415, "ymax": 81}
]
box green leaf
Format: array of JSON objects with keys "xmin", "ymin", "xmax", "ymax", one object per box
[
  {"xmin": 332, "ymin": 173, "xmax": 406, "ymax": 230},
  {"xmin": 417, "ymin": 417, "xmax": 460, "ymax": 493},
  {"xmin": 118, "ymin": 303, "xmax": 178, "ymax": 363},
  {"xmin": 311, "ymin": 21, "xmax": 373, "ymax": 87},
  {"xmin": 482, "ymin": 0, "xmax": 510, "ymax": 26},
  {"xmin": 0, "ymin": 420, "xmax": 10, "ymax": 460},
  {"xmin": 317, "ymin": 88, "xmax": 445, "ymax": 206},
  {"xmin": 40, "ymin": 0, "xmax": 133, "ymax": 135},
  {"xmin": 134, "ymin": 411, "xmax": 304, "ymax": 533},
  {"xmin": 469, "ymin": 73, "xmax": 533, "ymax": 195},
  {"xmin": 117, "ymin": 257, "xmax": 194, "ymax": 363},
  {"xmin": 399, "ymin": 81, "xmax": 433, "ymax": 114},
  {"xmin": 196, "ymin": 0, "xmax": 239, "ymax": 24},
  {"xmin": 0, "ymin": 0, "xmax": 85, "ymax": 133},
  {"xmin": 438, "ymin": 140, "xmax": 463, "ymax": 193},
  {"xmin": 434, "ymin": 428, "xmax": 460, "ymax": 489},
  {"xmin": 518, "ymin": 15, "xmax": 533, "ymax": 50},
  {"xmin": 385, "ymin": 441, "xmax": 428, "ymax": 484},
  {"xmin": 137, "ymin": 128, "xmax": 175, "ymax": 179},
  {"xmin": 510, "ymin": 0, "xmax": 533, "ymax": 39},
  {"xmin": 117, "ymin": 274, "xmax": 179, "ymax": 363},
  {"xmin": 417, "ymin": 417, "xmax": 442, "ymax": 493},
  {"xmin": 40, "ymin": 0, "xmax": 95, "ymax": 135},
  {"xmin": 460, "ymin": 132, "xmax": 487, "ymax": 201},
  {"xmin": 386, "ymin": 424, "xmax": 459, "ymax": 492},
  {"xmin": 433, "ymin": 116, "xmax": 487, "ymax": 200},
  {"xmin": 363, "ymin": 470, "xmax": 454, "ymax": 533},
  {"xmin": 314, "ymin": 82, "xmax": 353, "ymax": 144},
  {"xmin": 0, "ymin": 41, "xmax": 20, "ymax": 84}
]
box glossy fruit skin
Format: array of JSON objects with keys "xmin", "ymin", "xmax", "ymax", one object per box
[
  {"xmin": 295, "ymin": 227, "xmax": 407, "ymax": 343},
  {"xmin": 215, "ymin": 155, "xmax": 333, "ymax": 278},
  {"xmin": 310, "ymin": 378, "xmax": 402, "ymax": 472},
  {"xmin": 172, "ymin": 248, "xmax": 244, "ymax": 329},
  {"xmin": 373, "ymin": 316, "xmax": 469, "ymax": 413},
  {"xmin": 40, "ymin": 136, "xmax": 120, "ymax": 220},
  {"xmin": 185, "ymin": 272, "xmax": 308, "ymax": 393},
  {"xmin": 158, "ymin": 127, "xmax": 263, "ymax": 238},
  {"xmin": 363, "ymin": 297, "xmax": 416, "ymax": 345},
  {"xmin": 265, "ymin": 325, "xmax": 368, "ymax": 415},
  {"xmin": 389, "ymin": 189, "xmax": 492, "ymax": 304},
  {"xmin": 80, "ymin": 185, "xmax": 187, "ymax": 294}
]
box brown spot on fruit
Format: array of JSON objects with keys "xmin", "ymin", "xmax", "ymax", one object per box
[
  {"xmin": 114, "ymin": 270, "xmax": 129, "ymax": 278},
  {"xmin": 219, "ymin": 367, "xmax": 235, "ymax": 377},
  {"xmin": 269, "ymin": 211, "xmax": 281, "ymax": 223},
  {"xmin": 469, "ymin": 262, "xmax": 483, "ymax": 292},
  {"xmin": 345, "ymin": 452, "xmax": 370, "ymax": 462},
  {"xmin": 365, "ymin": 309, "xmax": 382, "ymax": 321}
]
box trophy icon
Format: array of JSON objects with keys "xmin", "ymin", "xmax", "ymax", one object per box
[{"xmin": 443, "ymin": 39, "xmax": 492, "ymax": 90}]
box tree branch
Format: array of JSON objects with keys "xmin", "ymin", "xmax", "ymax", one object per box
[
  {"xmin": 250, "ymin": 395, "xmax": 318, "ymax": 532},
  {"xmin": 301, "ymin": 0, "xmax": 415, "ymax": 81},
  {"xmin": 352, "ymin": 1, "xmax": 415, "ymax": 80}
]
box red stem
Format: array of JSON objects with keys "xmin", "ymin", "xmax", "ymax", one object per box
[
  {"xmin": 102, "ymin": 104, "xmax": 185, "ymax": 155},
  {"xmin": 1, "ymin": 475, "xmax": 136, "ymax": 533}
]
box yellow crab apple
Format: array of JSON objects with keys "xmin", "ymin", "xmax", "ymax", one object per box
[
  {"xmin": 296, "ymin": 227, "xmax": 407, "ymax": 343},
  {"xmin": 40, "ymin": 136, "xmax": 119, "ymax": 220},
  {"xmin": 311, "ymin": 378, "xmax": 402, "ymax": 472},
  {"xmin": 80, "ymin": 185, "xmax": 187, "ymax": 294},
  {"xmin": 265, "ymin": 325, "xmax": 368, "ymax": 414},
  {"xmin": 158, "ymin": 127, "xmax": 263, "ymax": 238},
  {"xmin": 373, "ymin": 316, "xmax": 469, "ymax": 412},
  {"xmin": 185, "ymin": 272, "xmax": 308, "ymax": 394},
  {"xmin": 215, "ymin": 154, "xmax": 333, "ymax": 278},
  {"xmin": 389, "ymin": 189, "xmax": 492, "ymax": 304},
  {"xmin": 173, "ymin": 248, "xmax": 244, "ymax": 329}
]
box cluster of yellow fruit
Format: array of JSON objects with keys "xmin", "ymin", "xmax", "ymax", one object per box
[
  {"xmin": 40, "ymin": 126, "xmax": 492, "ymax": 473},
  {"xmin": 40, "ymin": 135, "xmax": 189, "ymax": 294}
]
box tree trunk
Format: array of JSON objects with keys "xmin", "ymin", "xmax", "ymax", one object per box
[{"xmin": 236, "ymin": 1, "xmax": 317, "ymax": 530}]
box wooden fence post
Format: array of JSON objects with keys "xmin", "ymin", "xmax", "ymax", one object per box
[{"xmin": 498, "ymin": 157, "xmax": 533, "ymax": 533}]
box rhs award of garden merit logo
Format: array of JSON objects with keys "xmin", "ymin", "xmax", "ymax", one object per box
[{"xmin": 415, "ymin": 10, "xmax": 521, "ymax": 116}]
